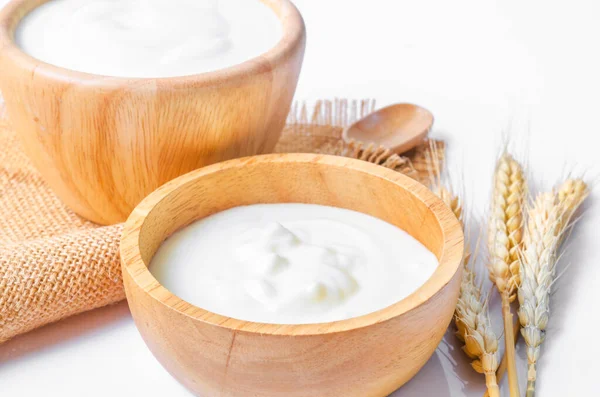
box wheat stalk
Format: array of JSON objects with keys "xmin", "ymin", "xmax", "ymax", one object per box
[
  {"xmin": 483, "ymin": 320, "xmax": 521, "ymax": 397},
  {"xmin": 427, "ymin": 146, "xmax": 499, "ymax": 397},
  {"xmin": 487, "ymin": 152, "xmax": 526, "ymax": 298},
  {"xmin": 486, "ymin": 152, "xmax": 526, "ymax": 397},
  {"xmin": 519, "ymin": 192, "xmax": 560, "ymax": 397},
  {"xmin": 427, "ymin": 141, "xmax": 463, "ymax": 223},
  {"xmin": 434, "ymin": 186, "xmax": 500, "ymax": 397},
  {"xmin": 427, "ymin": 143, "xmax": 471, "ymax": 266},
  {"xmin": 455, "ymin": 259, "xmax": 501, "ymax": 397},
  {"xmin": 436, "ymin": 186, "xmax": 463, "ymax": 222},
  {"xmin": 518, "ymin": 179, "xmax": 588, "ymax": 397},
  {"xmin": 556, "ymin": 178, "xmax": 589, "ymax": 231}
]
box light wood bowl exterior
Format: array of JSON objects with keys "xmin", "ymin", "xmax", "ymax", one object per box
[
  {"xmin": 120, "ymin": 154, "xmax": 464, "ymax": 397},
  {"xmin": 0, "ymin": 0, "xmax": 305, "ymax": 225}
]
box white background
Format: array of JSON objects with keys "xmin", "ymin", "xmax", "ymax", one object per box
[{"xmin": 1, "ymin": 0, "xmax": 599, "ymax": 396}]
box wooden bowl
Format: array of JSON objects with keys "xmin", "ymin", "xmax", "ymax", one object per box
[
  {"xmin": 120, "ymin": 154, "xmax": 464, "ymax": 397},
  {"xmin": 0, "ymin": 0, "xmax": 305, "ymax": 225}
]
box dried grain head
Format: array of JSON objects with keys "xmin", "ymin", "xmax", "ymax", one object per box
[
  {"xmin": 426, "ymin": 144, "xmax": 469, "ymax": 264},
  {"xmin": 426, "ymin": 141, "xmax": 464, "ymax": 226},
  {"xmin": 455, "ymin": 261, "xmax": 500, "ymax": 375},
  {"xmin": 518, "ymin": 180, "xmax": 588, "ymax": 385},
  {"xmin": 427, "ymin": 147, "xmax": 499, "ymax": 379},
  {"xmin": 436, "ymin": 186, "xmax": 464, "ymax": 226},
  {"xmin": 518, "ymin": 192, "xmax": 561, "ymax": 381},
  {"xmin": 487, "ymin": 153, "xmax": 526, "ymax": 300},
  {"xmin": 556, "ymin": 178, "xmax": 589, "ymax": 229}
]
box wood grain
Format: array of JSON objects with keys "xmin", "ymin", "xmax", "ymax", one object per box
[
  {"xmin": 0, "ymin": 0, "xmax": 305, "ymax": 225},
  {"xmin": 120, "ymin": 154, "xmax": 464, "ymax": 397}
]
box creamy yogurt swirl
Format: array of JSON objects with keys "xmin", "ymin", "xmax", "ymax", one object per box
[
  {"xmin": 16, "ymin": 0, "xmax": 282, "ymax": 77},
  {"xmin": 151, "ymin": 203, "xmax": 439, "ymax": 324}
]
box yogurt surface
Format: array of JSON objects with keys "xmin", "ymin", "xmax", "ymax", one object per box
[
  {"xmin": 15, "ymin": 0, "xmax": 282, "ymax": 78},
  {"xmin": 150, "ymin": 203, "xmax": 439, "ymax": 324}
]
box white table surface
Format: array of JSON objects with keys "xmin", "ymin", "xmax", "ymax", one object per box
[{"xmin": 1, "ymin": 0, "xmax": 599, "ymax": 396}]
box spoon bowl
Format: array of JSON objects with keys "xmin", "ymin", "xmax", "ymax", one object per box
[{"xmin": 342, "ymin": 103, "xmax": 434, "ymax": 154}]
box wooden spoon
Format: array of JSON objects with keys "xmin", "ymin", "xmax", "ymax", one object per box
[{"xmin": 342, "ymin": 103, "xmax": 434, "ymax": 154}]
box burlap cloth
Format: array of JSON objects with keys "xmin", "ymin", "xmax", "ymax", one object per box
[{"xmin": 0, "ymin": 98, "xmax": 444, "ymax": 342}]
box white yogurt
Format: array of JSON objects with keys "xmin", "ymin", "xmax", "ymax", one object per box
[
  {"xmin": 15, "ymin": 0, "xmax": 282, "ymax": 78},
  {"xmin": 150, "ymin": 203, "xmax": 438, "ymax": 324}
]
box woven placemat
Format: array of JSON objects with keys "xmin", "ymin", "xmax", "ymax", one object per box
[{"xmin": 0, "ymin": 99, "xmax": 444, "ymax": 342}]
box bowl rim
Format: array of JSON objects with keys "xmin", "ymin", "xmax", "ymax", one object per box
[
  {"xmin": 120, "ymin": 153, "xmax": 464, "ymax": 336},
  {"xmin": 0, "ymin": 0, "xmax": 305, "ymax": 86}
]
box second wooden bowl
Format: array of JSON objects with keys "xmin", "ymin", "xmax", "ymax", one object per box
[
  {"xmin": 120, "ymin": 154, "xmax": 464, "ymax": 397},
  {"xmin": 0, "ymin": 0, "xmax": 305, "ymax": 225}
]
